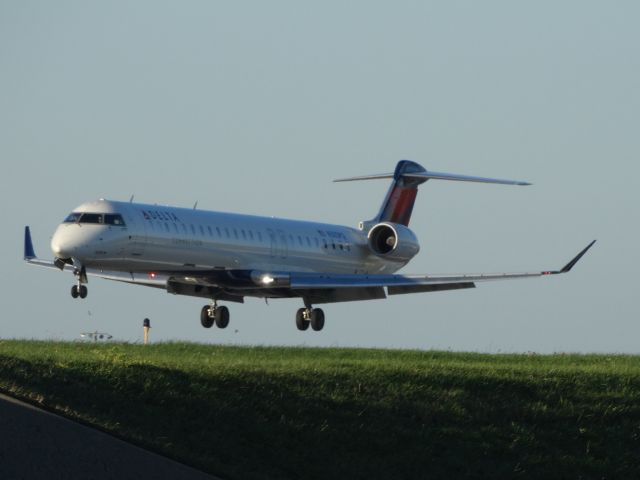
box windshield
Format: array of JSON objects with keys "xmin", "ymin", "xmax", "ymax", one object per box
[
  {"xmin": 63, "ymin": 212, "xmax": 126, "ymax": 226},
  {"xmin": 63, "ymin": 213, "xmax": 82, "ymax": 223}
]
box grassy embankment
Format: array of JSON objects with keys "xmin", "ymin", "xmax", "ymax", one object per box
[{"xmin": 1, "ymin": 340, "xmax": 639, "ymax": 479}]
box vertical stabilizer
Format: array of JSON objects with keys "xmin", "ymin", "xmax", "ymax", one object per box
[{"xmin": 375, "ymin": 160, "xmax": 428, "ymax": 226}]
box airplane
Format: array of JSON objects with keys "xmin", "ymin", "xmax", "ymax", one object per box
[
  {"xmin": 24, "ymin": 160, "xmax": 595, "ymax": 332},
  {"xmin": 80, "ymin": 331, "xmax": 113, "ymax": 342}
]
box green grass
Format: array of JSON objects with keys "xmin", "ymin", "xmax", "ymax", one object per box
[{"xmin": 1, "ymin": 341, "xmax": 640, "ymax": 479}]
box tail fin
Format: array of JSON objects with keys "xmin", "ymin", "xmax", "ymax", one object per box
[
  {"xmin": 334, "ymin": 160, "xmax": 531, "ymax": 227},
  {"xmin": 375, "ymin": 160, "xmax": 428, "ymax": 226}
]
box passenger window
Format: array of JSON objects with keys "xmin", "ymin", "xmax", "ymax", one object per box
[
  {"xmin": 216, "ymin": 227, "xmax": 221, "ymax": 236},
  {"xmin": 306, "ymin": 237, "xmax": 311, "ymax": 247},
  {"xmin": 207, "ymin": 226, "xmax": 213, "ymax": 236},
  {"xmin": 249, "ymin": 231, "xmax": 254, "ymax": 240},
  {"xmin": 199, "ymin": 225, "xmax": 205, "ymax": 236},
  {"xmin": 190, "ymin": 225, "xmax": 196, "ymax": 234},
  {"xmin": 165, "ymin": 223, "xmax": 170, "ymax": 232},
  {"xmin": 257, "ymin": 231, "xmax": 263, "ymax": 242},
  {"xmin": 241, "ymin": 229, "xmax": 246, "ymax": 240},
  {"xmin": 233, "ymin": 229, "xmax": 238, "ymax": 239}
]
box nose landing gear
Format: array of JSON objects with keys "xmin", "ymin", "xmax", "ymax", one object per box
[
  {"xmin": 70, "ymin": 265, "xmax": 88, "ymax": 299},
  {"xmin": 71, "ymin": 284, "xmax": 88, "ymax": 299}
]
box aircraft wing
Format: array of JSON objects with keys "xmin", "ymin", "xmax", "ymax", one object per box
[
  {"xmin": 24, "ymin": 226, "xmax": 595, "ymax": 304},
  {"xmin": 162, "ymin": 241, "xmax": 596, "ymax": 303}
]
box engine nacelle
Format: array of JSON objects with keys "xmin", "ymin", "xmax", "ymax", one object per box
[{"xmin": 367, "ymin": 222, "xmax": 420, "ymax": 263}]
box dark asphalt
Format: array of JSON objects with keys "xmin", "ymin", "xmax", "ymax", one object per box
[{"xmin": 0, "ymin": 393, "xmax": 219, "ymax": 480}]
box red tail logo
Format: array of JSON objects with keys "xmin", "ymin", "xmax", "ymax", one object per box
[{"xmin": 375, "ymin": 160, "xmax": 427, "ymax": 226}]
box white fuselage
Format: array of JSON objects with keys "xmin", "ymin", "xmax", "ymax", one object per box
[{"xmin": 50, "ymin": 199, "xmax": 412, "ymax": 276}]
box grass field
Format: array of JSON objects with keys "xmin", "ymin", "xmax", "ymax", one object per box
[{"xmin": 1, "ymin": 340, "xmax": 639, "ymax": 479}]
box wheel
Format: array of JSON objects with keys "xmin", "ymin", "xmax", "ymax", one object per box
[
  {"xmin": 215, "ymin": 306, "xmax": 230, "ymax": 328},
  {"xmin": 71, "ymin": 285, "xmax": 79, "ymax": 298},
  {"xmin": 200, "ymin": 305, "xmax": 214, "ymax": 328},
  {"xmin": 296, "ymin": 308, "xmax": 309, "ymax": 331},
  {"xmin": 310, "ymin": 308, "xmax": 325, "ymax": 331},
  {"xmin": 79, "ymin": 285, "xmax": 88, "ymax": 299}
]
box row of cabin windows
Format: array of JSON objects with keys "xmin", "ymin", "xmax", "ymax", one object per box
[{"xmin": 148, "ymin": 220, "xmax": 352, "ymax": 252}]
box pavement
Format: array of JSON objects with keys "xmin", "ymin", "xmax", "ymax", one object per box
[{"xmin": 0, "ymin": 392, "xmax": 219, "ymax": 480}]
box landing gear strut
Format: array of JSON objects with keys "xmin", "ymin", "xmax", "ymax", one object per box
[
  {"xmin": 70, "ymin": 265, "xmax": 88, "ymax": 299},
  {"xmin": 296, "ymin": 306, "xmax": 324, "ymax": 332},
  {"xmin": 200, "ymin": 301, "xmax": 230, "ymax": 329}
]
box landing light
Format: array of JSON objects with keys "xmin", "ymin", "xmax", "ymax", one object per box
[{"xmin": 261, "ymin": 275, "xmax": 275, "ymax": 285}]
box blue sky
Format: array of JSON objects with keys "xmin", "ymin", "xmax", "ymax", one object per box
[{"xmin": 1, "ymin": 1, "xmax": 637, "ymax": 352}]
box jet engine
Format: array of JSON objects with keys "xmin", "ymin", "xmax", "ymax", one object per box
[{"xmin": 367, "ymin": 222, "xmax": 420, "ymax": 262}]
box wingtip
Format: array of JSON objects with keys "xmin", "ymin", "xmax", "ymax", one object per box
[
  {"xmin": 24, "ymin": 226, "xmax": 36, "ymax": 260},
  {"xmin": 559, "ymin": 239, "xmax": 596, "ymax": 273}
]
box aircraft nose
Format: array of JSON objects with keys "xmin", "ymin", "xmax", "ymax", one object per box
[{"xmin": 51, "ymin": 228, "xmax": 78, "ymax": 259}]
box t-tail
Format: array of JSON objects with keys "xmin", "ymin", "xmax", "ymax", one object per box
[{"xmin": 335, "ymin": 160, "xmax": 531, "ymax": 227}]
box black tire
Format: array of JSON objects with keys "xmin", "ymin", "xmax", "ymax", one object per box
[
  {"xmin": 310, "ymin": 308, "xmax": 325, "ymax": 331},
  {"xmin": 200, "ymin": 305, "xmax": 214, "ymax": 328},
  {"xmin": 79, "ymin": 285, "xmax": 88, "ymax": 299},
  {"xmin": 215, "ymin": 306, "xmax": 230, "ymax": 328},
  {"xmin": 71, "ymin": 285, "xmax": 79, "ymax": 298},
  {"xmin": 296, "ymin": 308, "xmax": 309, "ymax": 331}
]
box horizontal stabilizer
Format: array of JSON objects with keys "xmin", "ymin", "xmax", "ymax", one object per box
[{"xmin": 334, "ymin": 169, "xmax": 531, "ymax": 186}]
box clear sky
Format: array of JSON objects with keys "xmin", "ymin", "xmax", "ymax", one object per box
[{"xmin": 1, "ymin": 1, "xmax": 637, "ymax": 352}]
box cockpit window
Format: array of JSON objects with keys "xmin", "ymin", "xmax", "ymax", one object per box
[
  {"xmin": 63, "ymin": 212, "xmax": 82, "ymax": 223},
  {"xmin": 62, "ymin": 212, "xmax": 126, "ymax": 226},
  {"xmin": 105, "ymin": 214, "xmax": 126, "ymax": 226},
  {"xmin": 80, "ymin": 213, "xmax": 103, "ymax": 224}
]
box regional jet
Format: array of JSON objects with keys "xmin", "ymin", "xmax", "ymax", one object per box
[{"xmin": 24, "ymin": 160, "xmax": 595, "ymax": 332}]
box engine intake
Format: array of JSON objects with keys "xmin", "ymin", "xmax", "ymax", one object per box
[{"xmin": 367, "ymin": 222, "xmax": 420, "ymax": 263}]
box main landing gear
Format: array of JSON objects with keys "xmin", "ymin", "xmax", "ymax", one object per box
[
  {"xmin": 198, "ymin": 303, "xmax": 326, "ymax": 332},
  {"xmin": 296, "ymin": 307, "xmax": 325, "ymax": 332},
  {"xmin": 200, "ymin": 301, "xmax": 230, "ymax": 329}
]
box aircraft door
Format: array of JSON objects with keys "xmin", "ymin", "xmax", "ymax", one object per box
[
  {"xmin": 268, "ymin": 229, "xmax": 276, "ymax": 257},
  {"xmin": 122, "ymin": 206, "xmax": 147, "ymax": 258},
  {"xmin": 267, "ymin": 229, "xmax": 288, "ymax": 259},
  {"xmin": 277, "ymin": 230, "xmax": 288, "ymax": 259}
]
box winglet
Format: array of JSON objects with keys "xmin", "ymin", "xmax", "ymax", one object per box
[
  {"xmin": 558, "ymin": 240, "xmax": 596, "ymax": 273},
  {"xmin": 24, "ymin": 226, "xmax": 36, "ymax": 260}
]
